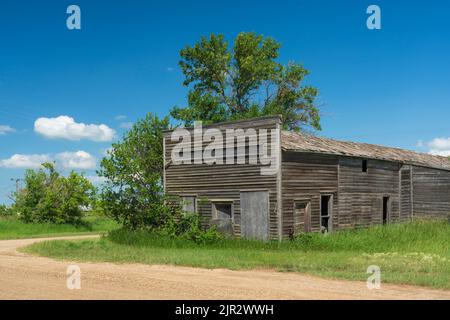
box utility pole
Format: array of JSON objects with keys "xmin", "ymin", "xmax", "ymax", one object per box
[{"xmin": 10, "ymin": 178, "xmax": 21, "ymax": 195}]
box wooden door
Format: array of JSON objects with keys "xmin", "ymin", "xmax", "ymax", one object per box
[
  {"xmin": 294, "ymin": 200, "xmax": 311, "ymax": 233},
  {"xmin": 240, "ymin": 191, "xmax": 269, "ymax": 240}
]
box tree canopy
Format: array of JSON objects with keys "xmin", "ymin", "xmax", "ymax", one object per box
[
  {"xmin": 98, "ymin": 113, "xmax": 172, "ymax": 230},
  {"xmin": 171, "ymin": 32, "xmax": 321, "ymax": 132},
  {"xmin": 13, "ymin": 162, "xmax": 95, "ymax": 224}
]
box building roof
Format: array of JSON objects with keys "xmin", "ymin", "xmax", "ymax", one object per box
[{"xmin": 281, "ymin": 131, "xmax": 450, "ymax": 171}]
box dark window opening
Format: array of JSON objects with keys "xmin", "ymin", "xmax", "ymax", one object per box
[
  {"xmin": 362, "ymin": 159, "xmax": 368, "ymax": 173},
  {"xmin": 212, "ymin": 202, "xmax": 234, "ymax": 236},
  {"xmin": 213, "ymin": 203, "xmax": 232, "ymax": 220},
  {"xmin": 383, "ymin": 196, "xmax": 389, "ymax": 224},
  {"xmin": 295, "ymin": 201, "xmax": 307, "ymax": 210},
  {"xmin": 320, "ymin": 195, "xmax": 332, "ymax": 233}
]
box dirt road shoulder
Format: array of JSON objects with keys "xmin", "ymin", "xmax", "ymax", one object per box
[{"xmin": 0, "ymin": 236, "xmax": 449, "ymax": 300}]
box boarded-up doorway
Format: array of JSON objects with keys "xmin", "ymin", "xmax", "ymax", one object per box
[
  {"xmin": 240, "ymin": 191, "xmax": 269, "ymax": 241},
  {"xmin": 293, "ymin": 200, "xmax": 311, "ymax": 234}
]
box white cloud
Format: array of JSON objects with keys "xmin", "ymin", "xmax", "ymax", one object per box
[
  {"xmin": 0, "ymin": 154, "xmax": 51, "ymax": 169},
  {"xmin": 422, "ymin": 137, "xmax": 450, "ymax": 157},
  {"xmin": 34, "ymin": 116, "xmax": 115, "ymax": 142},
  {"xmin": 119, "ymin": 122, "xmax": 133, "ymax": 129},
  {"xmin": 0, "ymin": 151, "xmax": 96, "ymax": 170},
  {"xmin": 115, "ymin": 115, "xmax": 127, "ymax": 121},
  {"xmin": 55, "ymin": 151, "xmax": 97, "ymax": 169},
  {"xmin": 0, "ymin": 125, "xmax": 16, "ymax": 135},
  {"xmin": 429, "ymin": 149, "xmax": 450, "ymax": 157},
  {"xmin": 166, "ymin": 67, "xmax": 174, "ymax": 72},
  {"xmin": 428, "ymin": 137, "xmax": 450, "ymax": 151}
]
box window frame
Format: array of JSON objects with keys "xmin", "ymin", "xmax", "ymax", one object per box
[
  {"xmin": 293, "ymin": 198, "xmax": 312, "ymax": 233},
  {"xmin": 320, "ymin": 194, "xmax": 333, "ymax": 232},
  {"xmin": 180, "ymin": 195, "xmax": 197, "ymax": 214},
  {"xmin": 211, "ymin": 200, "xmax": 234, "ymax": 222},
  {"xmin": 362, "ymin": 159, "xmax": 368, "ymax": 173},
  {"xmin": 382, "ymin": 195, "xmax": 391, "ymax": 224}
]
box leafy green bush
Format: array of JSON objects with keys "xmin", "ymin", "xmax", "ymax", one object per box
[
  {"xmin": 0, "ymin": 204, "xmax": 13, "ymax": 217},
  {"xmin": 97, "ymin": 113, "xmax": 222, "ymax": 241},
  {"xmin": 13, "ymin": 162, "xmax": 95, "ymax": 224},
  {"xmin": 108, "ymin": 222, "xmax": 222, "ymax": 247},
  {"xmin": 98, "ymin": 113, "xmax": 171, "ymax": 230},
  {"xmin": 160, "ymin": 211, "xmax": 222, "ymax": 244}
]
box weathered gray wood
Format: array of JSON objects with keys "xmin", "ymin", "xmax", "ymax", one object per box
[
  {"xmin": 164, "ymin": 116, "xmax": 450, "ymax": 240},
  {"xmin": 281, "ymin": 152, "xmax": 338, "ymax": 236},
  {"xmin": 164, "ymin": 117, "xmax": 281, "ymax": 239},
  {"xmin": 412, "ymin": 166, "xmax": 450, "ymax": 218},
  {"xmin": 293, "ymin": 200, "xmax": 311, "ymax": 234},
  {"xmin": 399, "ymin": 165, "xmax": 413, "ymax": 221},
  {"xmin": 338, "ymin": 157, "xmax": 400, "ymax": 228},
  {"xmin": 240, "ymin": 191, "xmax": 269, "ymax": 240}
]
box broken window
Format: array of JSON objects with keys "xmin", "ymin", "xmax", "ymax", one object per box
[
  {"xmin": 211, "ymin": 202, "xmax": 234, "ymax": 236},
  {"xmin": 320, "ymin": 195, "xmax": 332, "ymax": 233},
  {"xmin": 213, "ymin": 202, "xmax": 233, "ymax": 220},
  {"xmin": 362, "ymin": 159, "xmax": 368, "ymax": 173},
  {"xmin": 382, "ymin": 196, "xmax": 390, "ymax": 224}
]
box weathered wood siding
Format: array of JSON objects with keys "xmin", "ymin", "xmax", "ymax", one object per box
[
  {"xmin": 399, "ymin": 165, "xmax": 413, "ymax": 221},
  {"xmin": 164, "ymin": 117, "xmax": 281, "ymax": 240},
  {"xmin": 281, "ymin": 152, "xmax": 339, "ymax": 237},
  {"xmin": 338, "ymin": 157, "xmax": 400, "ymax": 227},
  {"xmin": 412, "ymin": 166, "xmax": 450, "ymax": 218},
  {"xmin": 166, "ymin": 116, "xmax": 450, "ymax": 239},
  {"xmin": 282, "ymin": 153, "xmax": 405, "ymax": 235}
]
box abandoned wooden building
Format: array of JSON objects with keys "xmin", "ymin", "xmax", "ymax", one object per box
[{"xmin": 163, "ymin": 116, "xmax": 450, "ymax": 240}]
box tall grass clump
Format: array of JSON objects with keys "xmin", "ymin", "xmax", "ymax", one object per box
[{"xmin": 291, "ymin": 218, "xmax": 449, "ymax": 253}]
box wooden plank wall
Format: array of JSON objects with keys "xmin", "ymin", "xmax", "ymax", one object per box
[
  {"xmin": 281, "ymin": 153, "xmax": 449, "ymax": 235},
  {"xmin": 399, "ymin": 165, "xmax": 413, "ymax": 221},
  {"xmin": 282, "ymin": 153, "xmax": 404, "ymax": 235},
  {"xmin": 164, "ymin": 117, "xmax": 281, "ymax": 239},
  {"xmin": 412, "ymin": 166, "xmax": 450, "ymax": 218},
  {"xmin": 166, "ymin": 115, "xmax": 450, "ymax": 240},
  {"xmin": 281, "ymin": 152, "xmax": 339, "ymax": 237},
  {"xmin": 338, "ymin": 157, "xmax": 400, "ymax": 228}
]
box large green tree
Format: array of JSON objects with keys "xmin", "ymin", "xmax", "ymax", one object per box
[
  {"xmin": 171, "ymin": 32, "xmax": 321, "ymax": 131},
  {"xmin": 13, "ymin": 162, "xmax": 95, "ymax": 224},
  {"xmin": 98, "ymin": 113, "xmax": 172, "ymax": 230}
]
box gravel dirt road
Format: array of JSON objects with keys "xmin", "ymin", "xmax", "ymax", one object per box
[{"xmin": 0, "ymin": 236, "xmax": 449, "ymax": 300}]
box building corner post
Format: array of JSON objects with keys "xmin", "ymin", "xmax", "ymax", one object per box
[{"xmin": 276, "ymin": 122, "xmax": 283, "ymax": 242}]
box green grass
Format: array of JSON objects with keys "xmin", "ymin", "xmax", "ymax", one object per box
[
  {"xmin": 23, "ymin": 219, "xmax": 450, "ymax": 289},
  {"xmin": 0, "ymin": 215, "xmax": 119, "ymax": 240}
]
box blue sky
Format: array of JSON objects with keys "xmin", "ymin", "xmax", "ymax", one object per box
[{"xmin": 1, "ymin": 0, "xmax": 450, "ymax": 203}]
